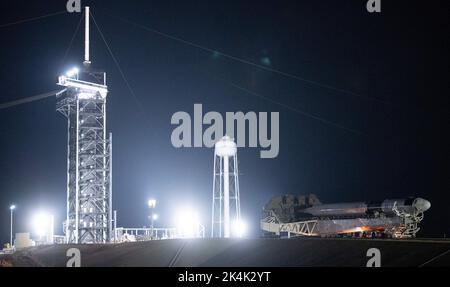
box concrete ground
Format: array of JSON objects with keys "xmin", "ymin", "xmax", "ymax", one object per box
[{"xmin": 1, "ymin": 237, "xmax": 449, "ymax": 267}]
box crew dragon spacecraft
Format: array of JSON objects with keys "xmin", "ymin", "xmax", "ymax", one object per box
[{"xmin": 261, "ymin": 194, "xmax": 431, "ymax": 238}]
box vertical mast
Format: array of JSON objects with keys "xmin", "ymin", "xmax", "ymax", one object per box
[
  {"xmin": 83, "ymin": 6, "xmax": 91, "ymax": 66},
  {"xmin": 223, "ymin": 155, "xmax": 230, "ymax": 238}
]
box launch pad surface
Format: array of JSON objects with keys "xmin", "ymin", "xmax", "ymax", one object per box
[{"xmin": 2, "ymin": 238, "xmax": 449, "ymax": 267}]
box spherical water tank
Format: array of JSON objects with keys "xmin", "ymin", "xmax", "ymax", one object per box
[{"xmin": 215, "ymin": 136, "xmax": 237, "ymax": 157}]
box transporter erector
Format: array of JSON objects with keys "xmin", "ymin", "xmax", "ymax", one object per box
[{"xmin": 261, "ymin": 194, "xmax": 431, "ymax": 238}]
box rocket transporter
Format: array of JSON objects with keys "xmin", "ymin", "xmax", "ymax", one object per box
[{"xmin": 261, "ymin": 194, "xmax": 431, "ymax": 238}]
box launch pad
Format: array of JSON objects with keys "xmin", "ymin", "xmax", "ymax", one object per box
[
  {"xmin": 2, "ymin": 237, "xmax": 449, "ymax": 267},
  {"xmin": 0, "ymin": 6, "xmax": 442, "ymax": 269}
]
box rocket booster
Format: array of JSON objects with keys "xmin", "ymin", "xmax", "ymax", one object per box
[{"xmin": 301, "ymin": 197, "xmax": 431, "ymax": 218}]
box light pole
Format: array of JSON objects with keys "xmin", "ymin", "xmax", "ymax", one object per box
[
  {"xmin": 148, "ymin": 199, "xmax": 156, "ymax": 239},
  {"xmin": 10, "ymin": 205, "xmax": 16, "ymax": 247},
  {"xmin": 152, "ymin": 214, "xmax": 158, "ymax": 239}
]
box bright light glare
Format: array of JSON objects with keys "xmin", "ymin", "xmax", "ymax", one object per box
[
  {"xmin": 174, "ymin": 208, "xmax": 200, "ymax": 238},
  {"xmin": 152, "ymin": 214, "xmax": 159, "ymax": 220},
  {"xmin": 232, "ymin": 220, "xmax": 247, "ymax": 238},
  {"xmin": 66, "ymin": 67, "xmax": 79, "ymax": 77},
  {"xmin": 148, "ymin": 199, "xmax": 157, "ymax": 208},
  {"xmin": 10, "ymin": 205, "xmax": 16, "ymax": 210},
  {"xmin": 32, "ymin": 212, "xmax": 52, "ymax": 237},
  {"xmin": 77, "ymin": 92, "xmax": 95, "ymax": 99}
]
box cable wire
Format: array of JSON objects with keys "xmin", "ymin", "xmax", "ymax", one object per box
[
  {"xmin": 90, "ymin": 12, "xmax": 146, "ymax": 113},
  {"xmin": 0, "ymin": 90, "xmax": 65, "ymax": 110},
  {"xmin": 419, "ymin": 248, "xmax": 450, "ymax": 267},
  {"xmin": 61, "ymin": 12, "xmax": 84, "ymax": 64},
  {"xmin": 216, "ymin": 77, "xmax": 365, "ymax": 135},
  {"xmin": 0, "ymin": 11, "xmax": 81, "ymax": 111},
  {"xmin": 92, "ymin": 10, "xmax": 364, "ymax": 136},
  {"xmin": 0, "ymin": 11, "xmax": 66, "ymax": 29},
  {"xmin": 102, "ymin": 10, "xmax": 390, "ymax": 106}
]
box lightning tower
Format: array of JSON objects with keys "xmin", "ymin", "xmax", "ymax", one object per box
[
  {"xmin": 211, "ymin": 136, "xmax": 241, "ymax": 238},
  {"xmin": 56, "ymin": 7, "xmax": 112, "ymax": 243}
]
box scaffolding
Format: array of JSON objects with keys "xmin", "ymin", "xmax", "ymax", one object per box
[{"xmin": 57, "ymin": 7, "xmax": 112, "ymax": 244}]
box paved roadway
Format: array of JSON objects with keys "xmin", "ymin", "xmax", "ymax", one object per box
[{"xmin": 1, "ymin": 237, "xmax": 449, "ymax": 267}]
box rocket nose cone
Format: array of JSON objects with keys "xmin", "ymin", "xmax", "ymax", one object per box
[{"xmin": 413, "ymin": 198, "xmax": 431, "ymax": 212}]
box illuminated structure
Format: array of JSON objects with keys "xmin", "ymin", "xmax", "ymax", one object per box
[
  {"xmin": 57, "ymin": 7, "xmax": 112, "ymax": 243},
  {"xmin": 32, "ymin": 212, "xmax": 55, "ymax": 245},
  {"xmin": 261, "ymin": 194, "xmax": 431, "ymax": 239},
  {"xmin": 10, "ymin": 205, "xmax": 16, "ymax": 247},
  {"xmin": 211, "ymin": 136, "xmax": 241, "ymax": 238}
]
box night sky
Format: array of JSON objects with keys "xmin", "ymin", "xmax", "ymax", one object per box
[{"xmin": 0, "ymin": 0, "xmax": 448, "ymax": 244}]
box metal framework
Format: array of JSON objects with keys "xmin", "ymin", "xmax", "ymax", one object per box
[
  {"xmin": 56, "ymin": 7, "xmax": 112, "ymax": 244},
  {"xmin": 261, "ymin": 210, "xmax": 319, "ymax": 236},
  {"xmin": 114, "ymin": 226, "xmax": 206, "ymax": 242},
  {"xmin": 115, "ymin": 228, "xmax": 178, "ymax": 242},
  {"xmin": 392, "ymin": 201, "xmax": 424, "ymax": 238},
  {"xmin": 261, "ymin": 203, "xmax": 427, "ymax": 239},
  {"xmin": 57, "ymin": 72, "xmax": 112, "ymax": 244},
  {"xmin": 211, "ymin": 137, "xmax": 241, "ymax": 238}
]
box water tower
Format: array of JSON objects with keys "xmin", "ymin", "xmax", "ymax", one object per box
[{"xmin": 211, "ymin": 136, "xmax": 241, "ymax": 238}]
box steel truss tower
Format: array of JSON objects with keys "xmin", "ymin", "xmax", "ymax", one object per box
[
  {"xmin": 56, "ymin": 7, "xmax": 112, "ymax": 244},
  {"xmin": 211, "ymin": 136, "xmax": 241, "ymax": 238}
]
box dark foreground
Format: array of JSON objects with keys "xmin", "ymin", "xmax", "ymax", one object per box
[{"xmin": 1, "ymin": 238, "xmax": 449, "ymax": 267}]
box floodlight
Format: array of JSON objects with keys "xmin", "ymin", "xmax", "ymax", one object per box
[
  {"xmin": 66, "ymin": 67, "xmax": 79, "ymax": 77},
  {"xmin": 148, "ymin": 199, "xmax": 157, "ymax": 208},
  {"xmin": 232, "ymin": 220, "xmax": 247, "ymax": 238},
  {"xmin": 32, "ymin": 212, "xmax": 53, "ymax": 237},
  {"xmin": 174, "ymin": 208, "xmax": 200, "ymax": 238}
]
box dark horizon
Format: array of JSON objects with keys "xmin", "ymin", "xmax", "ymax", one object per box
[{"xmin": 0, "ymin": 0, "xmax": 448, "ymax": 244}]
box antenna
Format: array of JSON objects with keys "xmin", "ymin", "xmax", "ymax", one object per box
[{"xmin": 83, "ymin": 6, "xmax": 91, "ymax": 67}]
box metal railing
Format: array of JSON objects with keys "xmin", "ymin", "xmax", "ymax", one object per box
[
  {"xmin": 114, "ymin": 227, "xmax": 178, "ymax": 242},
  {"xmin": 114, "ymin": 226, "xmax": 206, "ymax": 242}
]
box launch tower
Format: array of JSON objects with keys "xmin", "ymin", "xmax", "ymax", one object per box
[{"xmin": 56, "ymin": 7, "xmax": 112, "ymax": 243}]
